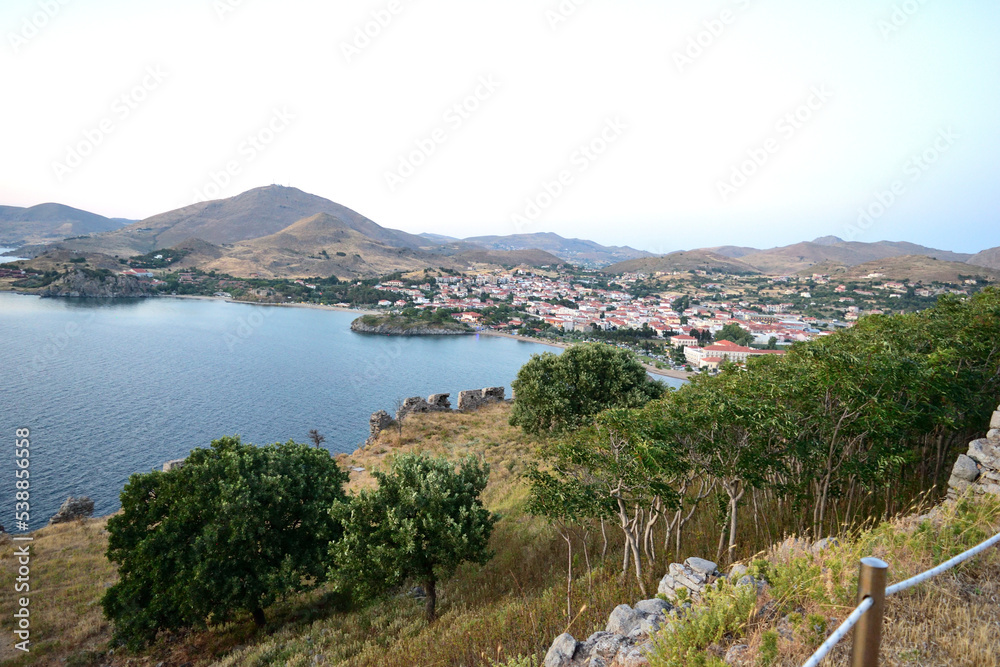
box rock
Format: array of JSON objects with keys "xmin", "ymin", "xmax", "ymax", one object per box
[
  {"xmin": 968, "ymin": 439, "xmax": 997, "ymax": 466},
  {"xmin": 811, "ymin": 537, "xmax": 840, "ymax": 553},
  {"xmin": 633, "ymin": 598, "xmax": 671, "ymax": 617},
  {"xmin": 544, "ymin": 633, "xmax": 579, "ymax": 667},
  {"xmin": 49, "ymin": 496, "xmax": 95, "ymax": 525},
  {"xmin": 991, "ymin": 411, "xmax": 1000, "ymax": 430},
  {"xmin": 396, "ymin": 396, "xmax": 431, "ymax": 421},
  {"xmin": 987, "ymin": 429, "xmax": 1000, "ymax": 443},
  {"xmin": 728, "ymin": 564, "xmax": 749, "ymax": 580},
  {"xmin": 366, "ymin": 410, "xmax": 394, "ymax": 447},
  {"xmin": 606, "ymin": 604, "xmax": 643, "ymax": 636},
  {"xmin": 952, "ymin": 454, "xmax": 982, "ymax": 483},
  {"xmin": 162, "ymin": 458, "xmax": 186, "ymax": 472},
  {"xmin": 724, "ymin": 644, "xmax": 749, "ymax": 666},
  {"xmin": 685, "ymin": 557, "xmax": 717, "ymax": 576},
  {"xmin": 457, "ymin": 387, "xmax": 506, "ymax": 411},
  {"xmin": 657, "ymin": 574, "xmax": 677, "ymax": 597},
  {"xmin": 588, "ymin": 633, "xmax": 626, "ymax": 663},
  {"xmin": 619, "ymin": 648, "xmax": 651, "ymax": 667},
  {"xmin": 637, "ymin": 616, "xmax": 661, "ymax": 637}
]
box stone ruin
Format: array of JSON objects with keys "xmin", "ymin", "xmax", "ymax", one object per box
[
  {"xmin": 457, "ymin": 386, "xmax": 505, "ymax": 411},
  {"xmin": 364, "ymin": 387, "xmax": 506, "ymax": 447},
  {"xmin": 947, "ymin": 404, "xmax": 1000, "ymax": 499},
  {"xmin": 162, "ymin": 458, "xmax": 186, "ymax": 472},
  {"xmin": 48, "ymin": 496, "xmax": 95, "ymax": 525}
]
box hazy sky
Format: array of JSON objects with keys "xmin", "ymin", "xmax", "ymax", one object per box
[{"xmin": 2, "ymin": 0, "xmax": 998, "ymax": 253}]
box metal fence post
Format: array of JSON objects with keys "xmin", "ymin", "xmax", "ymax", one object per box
[{"xmin": 851, "ymin": 557, "xmax": 889, "ymax": 667}]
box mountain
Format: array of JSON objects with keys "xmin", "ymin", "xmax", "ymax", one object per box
[
  {"xmin": 462, "ymin": 232, "xmax": 651, "ymax": 267},
  {"xmin": 192, "ymin": 212, "xmax": 456, "ymax": 279},
  {"xmin": 810, "ymin": 255, "xmax": 1000, "ymax": 284},
  {"xmin": 0, "ymin": 203, "xmax": 129, "ymax": 246},
  {"xmin": 603, "ymin": 250, "xmax": 761, "ymax": 275},
  {"xmin": 737, "ymin": 237, "xmax": 973, "ymax": 275},
  {"xmin": 53, "ymin": 186, "xmax": 430, "ymax": 258},
  {"xmin": 450, "ymin": 248, "xmax": 565, "ymax": 268},
  {"xmin": 705, "ymin": 245, "xmax": 759, "ymax": 259},
  {"xmin": 967, "ymin": 246, "xmax": 1000, "ymax": 271}
]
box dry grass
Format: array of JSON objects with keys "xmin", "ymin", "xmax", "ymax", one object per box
[
  {"xmin": 3, "ymin": 406, "xmax": 998, "ymax": 667},
  {"xmin": 0, "ymin": 518, "xmax": 116, "ymax": 666}
]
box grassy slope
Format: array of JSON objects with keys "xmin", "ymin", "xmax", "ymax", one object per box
[{"xmin": 1, "ymin": 405, "xmax": 997, "ymax": 666}]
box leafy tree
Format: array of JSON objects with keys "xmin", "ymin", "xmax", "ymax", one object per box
[
  {"xmin": 102, "ymin": 437, "xmax": 349, "ymax": 648},
  {"xmin": 329, "ymin": 454, "xmax": 496, "ymax": 621},
  {"xmin": 510, "ymin": 343, "xmax": 665, "ymax": 434},
  {"xmin": 714, "ymin": 322, "xmax": 754, "ymax": 347}
]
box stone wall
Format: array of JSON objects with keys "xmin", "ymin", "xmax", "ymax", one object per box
[
  {"xmin": 364, "ymin": 387, "xmax": 506, "ymax": 447},
  {"xmin": 947, "ymin": 404, "xmax": 1000, "ymax": 500}
]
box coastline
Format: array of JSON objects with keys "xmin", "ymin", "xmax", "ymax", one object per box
[{"xmin": 166, "ymin": 294, "xmax": 377, "ymax": 315}]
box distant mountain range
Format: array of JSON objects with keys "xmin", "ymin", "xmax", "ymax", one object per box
[
  {"xmin": 607, "ymin": 236, "xmax": 1000, "ymax": 278},
  {"xmin": 0, "ymin": 203, "xmax": 132, "ymax": 246},
  {"xmin": 6, "ymin": 187, "xmax": 997, "ymax": 279}
]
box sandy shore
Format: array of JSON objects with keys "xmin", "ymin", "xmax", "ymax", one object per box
[{"xmin": 166, "ymin": 294, "xmax": 376, "ymax": 315}]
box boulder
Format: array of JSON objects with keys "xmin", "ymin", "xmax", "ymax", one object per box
[
  {"xmin": 588, "ymin": 633, "xmax": 626, "ymax": 664},
  {"xmin": 728, "ymin": 564, "xmax": 749, "ymax": 580},
  {"xmin": 987, "ymin": 429, "xmax": 1000, "ymax": 444},
  {"xmin": 724, "ymin": 644, "xmax": 750, "ymax": 666},
  {"xmin": 991, "ymin": 411, "xmax": 1000, "ymax": 430},
  {"xmin": 544, "ymin": 633, "xmax": 579, "ymax": 667},
  {"xmin": 633, "ymin": 598, "xmax": 671, "ymax": 617},
  {"xmin": 811, "ymin": 537, "xmax": 840, "ymax": 553},
  {"xmin": 951, "ymin": 454, "xmax": 981, "ymax": 483},
  {"xmin": 685, "ymin": 557, "xmax": 718, "ymax": 576},
  {"xmin": 49, "ymin": 496, "xmax": 95, "ymax": 525},
  {"xmin": 606, "ymin": 604, "xmax": 643, "ymax": 636},
  {"xmin": 968, "ymin": 439, "xmax": 997, "ymax": 466}
]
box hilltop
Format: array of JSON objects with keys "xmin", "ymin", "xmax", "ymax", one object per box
[
  {"xmin": 737, "ymin": 238, "xmax": 972, "ymax": 275},
  {"xmin": 802, "ymin": 254, "xmax": 1000, "ymax": 284},
  {"xmin": 604, "ymin": 250, "xmax": 761, "ymax": 275},
  {"xmin": 461, "ymin": 232, "xmax": 650, "ymax": 267},
  {"xmin": 968, "ymin": 245, "xmax": 1000, "ymax": 271}
]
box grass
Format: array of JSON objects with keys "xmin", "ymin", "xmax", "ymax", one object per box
[{"xmin": 2, "ymin": 405, "xmax": 998, "ymax": 667}]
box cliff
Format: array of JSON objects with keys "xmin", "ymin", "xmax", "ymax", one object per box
[
  {"xmin": 40, "ymin": 270, "xmax": 157, "ymax": 298},
  {"xmin": 350, "ymin": 314, "xmax": 472, "ymax": 336}
]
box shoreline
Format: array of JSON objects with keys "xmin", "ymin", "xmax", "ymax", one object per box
[{"xmin": 165, "ymin": 294, "xmax": 377, "ymax": 315}]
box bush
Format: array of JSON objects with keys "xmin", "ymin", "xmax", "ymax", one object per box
[
  {"xmin": 509, "ymin": 343, "xmax": 665, "ymax": 434},
  {"xmin": 102, "ymin": 436, "xmax": 348, "ymax": 649}
]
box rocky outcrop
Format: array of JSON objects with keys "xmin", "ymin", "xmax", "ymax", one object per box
[
  {"xmin": 350, "ymin": 316, "xmax": 471, "ymax": 336},
  {"xmin": 657, "ymin": 557, "xmax": 720, "ymax": 602},
  {"xmin": 457, "ymin": 387, "xmax": 505, "ymax": 411},
  {"xmin": 162, "ymin": 458, "xmax": 186, "ymax": 472},
  {"xmin": 41, "ymin": 271, "xmax": 156, "ymax": 298},
  {"xmin": 48, "ymin": 496, "xmax": 95, "ymax": 525},
  {"xmin": 395, "ymin": 394, "xmax": 453, "ymax": 421},
  {"xmin": 947, "ymin": 406, "xmax": 1000, "ymax": 500}
]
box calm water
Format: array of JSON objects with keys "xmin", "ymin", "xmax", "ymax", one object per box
[
  {"xmin": 0, "ymin": 293, "xmax": 683, "ymax": 528},
  {"xmin": 0, "ymin": 247, "xmax": 27, "ymax": 264}
]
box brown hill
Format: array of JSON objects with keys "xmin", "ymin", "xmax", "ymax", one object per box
[
  {"xmin": 462, "ymin": 232, "xmax": 650, "ymax": 267},
  {"xmin": 740, "ymin": 238, "xmax": 972, "ymax": 275},
  {"xmin": 451, "ymin": 248, "xmax": 565, "ymax": 268},
  {"xmin": 0, "ymin": 203, "xmax": 128, "ymax": 246},
  {"xmin": 193, "ymin": 213, "xmax": 455, "ymax": 279},
  {"xmin": 604, "ymin": 250, "xmax": 760, "ymax": 275},
  {"xmin": 967, "ymin": 246, "xmax": 1000, "ymax": 271},
  {"xmin": 809, "ymin": 255, "xmax": 1000, "ymax": 284},
  {"xmin": 54, "ymin": 186, "xmax": 430, "ymax": 258}
]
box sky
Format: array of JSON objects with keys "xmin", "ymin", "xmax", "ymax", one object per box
[{"xmin": 2, "ymin": 0, "xmax": 998, "ymax": 254}]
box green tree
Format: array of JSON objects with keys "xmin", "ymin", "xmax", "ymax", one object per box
[
  {"xmin": 510, "ymin": 343, "xmax": 665, "ymax": 434},
  {"xmin": 714, "ymin": 322, "xmax": 754, "ymax": 347},
  {"xmin": 329, "ymin": 454, "xmax": 496, "ymax": 621},
  {"xmin": 102, "ymin": 437, "xmax": 349, "ymax": 648}
]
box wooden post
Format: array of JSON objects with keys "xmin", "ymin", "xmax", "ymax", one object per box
[{"xmin": 851, "ymin": 557, "xmax": 889, "ymax": 667}]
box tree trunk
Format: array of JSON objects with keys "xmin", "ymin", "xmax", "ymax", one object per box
[
  {"xmin": 252, "ymin": 606, "xmax": 266, "ymax": 628},
  {"xmin": 562, "ymin": 531, "xmax": 573, "ymax": 624},
  {"xmin": 424, "ymin": 578, "xmax": 437, "ymax": 622}
]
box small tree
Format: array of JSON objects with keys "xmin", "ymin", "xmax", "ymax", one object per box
[
  {"xmin": 715, "ymin": 322, "xmax": 754, "ymax": 347},
  {"xmin": 308, "ymin": 429, "xmax": 326, "ymax": 448},
  {"xmin": 510, "ymin": 342, "xmax": 664, "ymax": 434},
  {"xmin": 330, "ymin": 453, "xmax": 496, "ymax": 621},
  {"xmin": 102, "ymin": 437, "xmax": 348, "ymax": 649}
]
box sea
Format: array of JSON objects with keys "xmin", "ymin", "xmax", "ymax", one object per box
[{"xmin": 0, "ymin": 293, "xmax": 684, "ymax": 528}]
